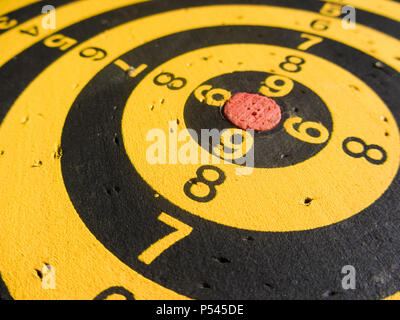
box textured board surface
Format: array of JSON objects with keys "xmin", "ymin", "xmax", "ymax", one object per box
[{"xmin": 0, "ymin": 0, "xmax": 400, "ymax": 300}]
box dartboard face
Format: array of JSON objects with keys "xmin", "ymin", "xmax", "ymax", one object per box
[{"xmin": 0, "ymin": 0, "xmax": 400, "ymax": 300}]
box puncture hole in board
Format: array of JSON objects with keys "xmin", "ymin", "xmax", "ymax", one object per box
[
  {"xmin": 113, "ymin": 134, "xmax": 120, "ymax": 146},
  {"xmin": 322, "ymin": 290, "xmax": 339, "ymax": 298},
  {"xmin": 32, "ymin": 160, "xmax": 43, "ymax": 168},
  {"xmin": 303, "ymin": 198, "xmax": 313, "ymax": 206}
]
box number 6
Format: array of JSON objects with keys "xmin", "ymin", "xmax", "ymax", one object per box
[{"xmin": 284, "ymin": 117, "xmax": 329, "ymax": 144}]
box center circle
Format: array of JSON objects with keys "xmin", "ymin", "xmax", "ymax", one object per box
[{"xmin": 184, "ymin": 71, "xmax": 333, "ymax": 168}]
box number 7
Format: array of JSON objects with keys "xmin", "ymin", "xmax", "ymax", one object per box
[
  {"xmin": 297, "ymin": 33, "xmax": 323, "ymax": 51},
  {"xmin": 138, "ymin": 212, "xmax": 193, "ymax": 265}
]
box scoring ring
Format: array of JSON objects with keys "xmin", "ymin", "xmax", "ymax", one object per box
[{"xmin": 1, "ymin": 3, "xmax": 400, "ymax": 300}]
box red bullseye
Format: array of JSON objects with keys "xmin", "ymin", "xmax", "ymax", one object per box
[{"xmin": 223, "ymin": 92, "xmax": 282, "ymax": 131}]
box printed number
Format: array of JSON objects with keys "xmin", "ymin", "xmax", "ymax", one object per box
[
  {"xmin": 154, "ymin": 72, "xmax": 187, "ymax": 90},
  {"xmin": 311, "ymin": 19, "xmax": 330, "ymax": 31},
  {"xmin": 320, "ymin": 2, "xmax": 342, "ymax": 17},
  {"xmin": 284, "ymin": 117, "xmax": 329, "ymax": 144},
  {"xmin": 79, "ymin": 47, "xmax": 107, "ymax": 61},
  {"xmin": 342, "ymin": 137, "xmax": 387, "ymax": 165},
  {"xmin": 298, "ymin": 34, "xmax": 323, "ymax": 51},
  {"xmin": 213, "ymin": 129, "xmax": 254, "ymax": 160},
  {"xmin": 184, "ymin": 165, "xmax": 226, "ymax": 202},
  {"xmin": 43, "ymin": 34, "xmax": 77, "ymax": 51},
  {"xmin": 194, "ymin": 85, "xmax": 231, "ymax": 107},
  {"xmin": 94, "ymin": 287, "xmax": 135, "ymax": 300},
  {"xmin": 138, "ymin": 213, "xmax": 193, "ymax": 265},
  {"xmin": 279, "ymin": 55, "xmax": 306, "ymax": 73},
  {"xmin": 0, "ymin": 16, "xmax": 17, "ymax": 30},
  {"xmin": 259, "ymin": 75, "xmax": 294, "ymax": 97}
]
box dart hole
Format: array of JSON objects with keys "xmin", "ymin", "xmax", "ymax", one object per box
[
  {"xmin": 202, "ymin": 169, "xmax": 220, "ymax": 182},
  {"xmin": 322, "ymin": 290, "xmax": 339, "ymax": 298},
  {"xmin": 385, "ymin": 131, "xmax": 390, "ymax": 137},
  {"xmin": 31, "ymin": 160, "xmax": 43, "ymax": 168},
  {"xmin": 303, "ymin": 198, "xmax": 313, "ymax": 206},
  {"xmin": 366, "ymin": 148, "xmax": 384, "ymax": 160},
  {"xmin": 346, "ymin": 141, "xmax": 364, "ymax": 154},
  {"xmin": 212, "ymin": 257, "xmax": 231, "ymax": 264},
  {"xmin": 114, "ymin": 186, "xmax": 121, "ymax": 194},
  {"xmin": 53, "ymin": 145, "xmax": 63, "ymax": 159}
]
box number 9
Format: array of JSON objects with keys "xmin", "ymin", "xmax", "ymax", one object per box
[
  {"xmin": 259, "ymin": 75, "xmax": 294, "ymax": 97},
  {"xmin": 284, "ymin": 117, "xmax": 329, "ymax": 144},
  {"xmin": 213, "ymin": 128, "xmax": 254, "ymax": 160}
]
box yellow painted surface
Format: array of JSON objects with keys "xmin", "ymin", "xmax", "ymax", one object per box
[{"xmin": 0, "ymin": 0, "xmax": 148, "ymax": 66}]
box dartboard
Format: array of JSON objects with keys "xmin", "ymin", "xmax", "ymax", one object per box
[{"xmin": 0, "ymin": 0, "xmax": 400, "ymax": 300}]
